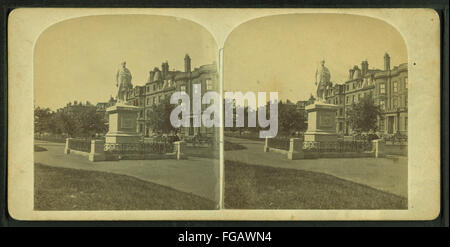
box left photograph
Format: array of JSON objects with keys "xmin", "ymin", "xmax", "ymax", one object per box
[{"xmin": 33, "ymin": 15, "xmax": 220, "ymax": 210}]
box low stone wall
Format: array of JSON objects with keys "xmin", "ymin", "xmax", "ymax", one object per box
[
  {"xmin": 64, "ymin": 138, "xmax": 186, "ymax": 162},
  {"xmin": 383, "ymin": 144, "xmax": 408, "ymax": 156},
  {"xmin": 264, "ymin": 137, "xmax": 380, "ymax": 160}
]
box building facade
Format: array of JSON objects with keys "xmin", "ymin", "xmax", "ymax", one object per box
[
  {"xmin": 321, "ymin": 53, "xmax": 408, "ymax": 136},
  {"xmin": 114, "ymin": 54, "xmax": 218, "ymax": 137}
]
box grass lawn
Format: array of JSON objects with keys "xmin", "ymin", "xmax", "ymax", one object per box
[
  {"xmin": 34, "ymin": 163, "xmax": 216, "ymax": 210},
  {"xmin": 224, "ymin": 141, "xmax": 246, "ymax": 151},
  {"xmin": 34, "ymin": 145, "xmax": 48, "ymax": 152},
  {"xmin": 184, "ymin": 146, "xmax": 219, "ymax": 159},
  {"xmin": 225, "ymin": 160, "xmax": 407, "ymax": 209},
  {"xmin": 183, "ymin": 140, "xmax": 246, "ymax": 159}
]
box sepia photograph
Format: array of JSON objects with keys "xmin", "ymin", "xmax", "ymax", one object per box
[
  {"xmin": 32, "ymin": 14, "xmax": 220, "ymax": 210},
  {"xmin": 7, "ymin": 8, "xmax": 441, "ymax": 221},
  {"xmin": 223, "ymin": 14, "xmax": 408, "ymax": 209}
]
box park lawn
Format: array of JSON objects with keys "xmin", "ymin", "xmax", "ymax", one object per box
[
  {"xmin": 184, "ymin": 146, "xmax": 219, "ymax": 159},
  {"xmin": 183, "ymin": 141, "xmax": 246, "ymax": 159},
  {"xmin": 225, "ymin": 160, "xmax": 407, "ymax": 209},
  {"xmin": 34, "ymin": 145, "xmax": 48, "ymax": 152},
  {"xmin": 34, "ymin": 163, "xmax": 217, "ymax": 210}
]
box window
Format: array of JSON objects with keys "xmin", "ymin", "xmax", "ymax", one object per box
[
  {"xmin": 180, "ymin": 85, "xmax": 186, "ymax": 92},
  {"xmin": 346, "ymin": 96, "xmax": 349, "ymax": 104},
  {"xmin": 379, "ymin": 118, "xmax": 385, "ymax": 131},
  {"xmin": 405, "ymin": 77, "xmax": 408, "ymax": 89},
  {"xmin": 393, "ymin": 81, "xmax": 398, "ymax": 93},
  {"xmin": 153, "ymin": 84, "xmax": 156, "ymax": 91},
  {"xmin": 393, "ymin": 97, "xmax": 398, "ymax": 108},
  {"xmin": 206, "ymin": 79, "xmax": 213, "ymax": 91},
  {"xmin": 405, "ymin": 117, "xmax": 408, "ymax": 130},
  {"xmin": 352, "ymin": 95, "xmax": 355, "ymax": 103},
  {"xmin": 380, "ymin": 100, "xmax": 385, "ymax": 110},
  {"xmin": 380, "ymin": 83, "xmax": 386, "ymax": 94}
]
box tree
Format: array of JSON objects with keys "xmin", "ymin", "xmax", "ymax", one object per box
[
  {"xmin": 52, "ymin": 104, "xmax": 106, "ymax": 138},
  {"xmin": 277, "ymin": 101, "xmax": 307, "ymax": 136},
  {"xmin": 55, "ymin": 111, "xmax": 77, "ymax": 137},
  {"xmin": 34, "ymin": 107, "xmax": 53, "ymax": 136},
  {"xmin": 147, "ymin": 97, "xmax": 176, "ymax": 135},
  {"xmin": 346, "ymin": 95, "xmax": 381, "ymax": 134}
]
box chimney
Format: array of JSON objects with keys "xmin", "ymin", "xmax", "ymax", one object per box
[
  {"xmin": 361, "ymin": 60, "xmax": 368, "ymax": 76},
  {"xmin": 185, "ymin": 54, "xmax": 191, "ymax": 73},
  {"xmin": 349, "ymin": 69, "xmax": 354, "ymax": 79},
  {"xmin": 149, "ymin": 71, "xmax": 155, "ymax": 83},
  {"xmin": 353, "ymin": 65, "xmax": 361, "ymax": 78},
  {"xmin": 384, "ymin": 53, "xmax": 390, "ymax": 71}
]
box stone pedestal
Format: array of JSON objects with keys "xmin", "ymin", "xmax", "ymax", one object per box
[
  {"xmin": 264, "ymin": 137, "xmax": 269, "ymax": 152},
  {"xmin": 174, "ymin": 141, "xmax": 186, "ymax": 160},
  {"xmin": 89, "ymin": 139, "xmax": 106, "ymax": 162},
  {"xmin": 288, "ymin": 138, "xmax": 304, "ymax": 160},
  {"xmin": 304, "ymin": 103, "xmax": 338, "ymax": 142},
  {"xmin": 372, "ymin": 139, "xmax": 385, "ymax": 158},
  {"xmin": 105, "ymin": 103, "xmax": 140, "ymax": 144},
  {"xmin": 64, "ymin": 138, "xmax": 71, "ymax": 154}
]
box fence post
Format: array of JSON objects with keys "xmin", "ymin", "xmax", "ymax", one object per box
[
  {"xmin": 64, "ymin": 138, "xmax": 71, "ymax": 154},
  {"xmin": 174, "ymin": 141, "xmax": 185, "ymax": 160},
  {"xmin": 264, "ymin": 137, "xmax": 269, "ymax": 152},
  {"xmin": 288, "ymin": 138, "xmax": 304, "ymax": 160},
  {"xmin": 372, "ymin": 139, "xmax": 385, "ymax": 158},
  {"xmin": 89, "ymin": 139, "xmax": 106, "ymax": 162}
]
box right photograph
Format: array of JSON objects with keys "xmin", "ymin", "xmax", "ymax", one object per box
[{"xmin": 223, "ymin": 13, "xmax": 408, "ymax": 209}]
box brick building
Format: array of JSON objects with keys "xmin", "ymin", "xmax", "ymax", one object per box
[
  {"xmin": 99, "ymin": 54, "xmax": 218, "ymax": 137},
  {"xmin": 322, "ymin": 53, "xmax": 408, "ymax": 136}
]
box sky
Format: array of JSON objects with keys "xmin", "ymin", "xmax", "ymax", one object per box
[
  {"xmin": 35, "ymin": 13, "xmax": 408, "ymax": 110},
  {"xmin": 223, "ymin": 13, "xmax": 408, "ymax": 103},
  {"xmin": 34, "ymin": 15, "xmax": 217, "ymax": 110}
]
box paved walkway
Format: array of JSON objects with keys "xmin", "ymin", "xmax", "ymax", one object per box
[
  {"xmin": 34, "ymin": 141, "xmax": 219, "ymax": 202},
  {"xmin": 225, "ymin": 137, "xmax": 408, "ymax": 198}
]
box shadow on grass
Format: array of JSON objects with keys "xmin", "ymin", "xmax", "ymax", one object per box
[
  {"xmin": 224, "ymin": 141, "xmax": 246, "ymax": 151},
  {"xmin": 34, "ymin": 163, "xmax": 217, "ymax": 210},
  {"xmin": 34, "ymin": 145, "xmax": 48, "ymax": 152},
  {"xmin": 224, "ymin": 160, "xmax": 407, "ymax": 209}
]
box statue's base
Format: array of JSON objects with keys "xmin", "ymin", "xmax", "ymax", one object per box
[
  {"xmin": 304, "ymin": 103, "xmax": 338, "ymax": 142},
  {"xmin": 106, "ymin": 103, "xmax": 140, "ymax": 144}
]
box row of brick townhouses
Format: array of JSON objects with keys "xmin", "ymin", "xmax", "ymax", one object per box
[
  {"xmin": 298, "ymin": 53, "xmax": 408, "ymax": 137},
  {"xmin": 96, "ymin": 53, "xmax": 406, "ymax": 138},
  {"xmin": 97, "ymin": 54, "xmax": 218, "ymax": 137}
]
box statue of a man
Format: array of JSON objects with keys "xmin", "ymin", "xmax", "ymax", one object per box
[
  {"xmin": 315, "ymin": 60, "xmax": 331, "ymax": 102},
  {"xmin": 116, "ymin": 61, "xmax": 133, "ymax": 103}
]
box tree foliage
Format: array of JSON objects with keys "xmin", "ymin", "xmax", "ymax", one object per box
[
  {"xmin": 34, "ymin": 102, "xmax": 107, "ymax": 138},
  {"xmin": 34, "ymin": 107, "xmax": 53, "ymax": 136},
  {"xmin": 277, "ymin": 101, "xmax": 307, "ymax": 136},
  {"xmin": 223, "ymin": 99, "xmax": 307, "ymax": 137},
  {"xmin": 147, "ymin": 97, "xmax": 176, "ymax": 134},
  {"xmin": 346, "ymin": 96, "xmax": 381, "ymax": 133}
]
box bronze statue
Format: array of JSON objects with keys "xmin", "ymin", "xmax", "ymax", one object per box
[
  {"xmin": 116, "ymin": 61, "xmax": 133, "ymax": 103},
  {"xmin": 315, "ymin": 60, "xmax": 331, "ymax": 102}
]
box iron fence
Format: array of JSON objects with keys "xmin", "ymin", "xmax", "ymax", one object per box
[
  {"xmin": 68, "ymin": 139, "xmax": 92, "ymax": 153},
  {"xmin": 303, "ymin": 140, "xmax": 372, "ymax": 153},
  {"xmin": 268, "ymin": 138, "xmax": 291, "ymax": 151},
  {"xmin": 104, "ymin": 142, "xmax": 175, "ymax": 155}
]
